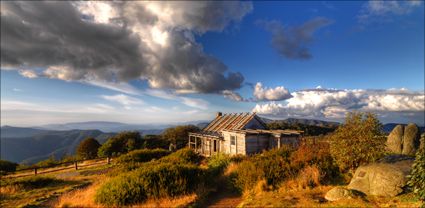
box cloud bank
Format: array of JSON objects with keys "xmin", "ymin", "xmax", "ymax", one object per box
[
  {"xmin": 253, "ymin": 82, "xmax": 292, "ymax": 101},
  {"xmin": 253, "ymin": 88, "xmax": 425, "ymax": 125},
  {"xmin": 1, "ymin": 1, "xmax": 252, "ymax": 94},
  {"xmin": 258, "ymin": 17, "xmax": 333, "ymax": 60}
]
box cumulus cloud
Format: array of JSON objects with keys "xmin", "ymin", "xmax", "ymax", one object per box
[
  {"xmin": 222, "ymin": 90, "xmax": 245, "ymax": 102},
  {"xmin": 253, "ymin": 82, "xmax": 292, "ymax": 101},
  {"xmin": 258, "ymin": 17, "xmax": 333, "ymax": 60},
  {"xmin": 101, "ymin": 94, "xmax": 144, "ymax": 109},
  {"xmin": 18, "ymin": 69, "xmax": 38, "ymax": 78},
  {"xmin": 1, "ymin": 1, "xmax": 252, "ymax": 93},
  {"xmin": 358, "ymin": 0, "xmax": 423, "ymax": 23},
  {"xmin": 253, "ymin": 88, "xmax": 425, "ymax": 124}
]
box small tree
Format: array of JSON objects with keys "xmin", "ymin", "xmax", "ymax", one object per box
[
  {"xmin": 162, "ymin": 125, "xmax": 200, "ymax": 149},
  {"xmin": 77, "ymin": 137, "xmax": 101, "ymax": 160},
  {"xmin": 0, "ymin": 160, "xmax": 18, "ymax": 175},
  {"xmin": 329, "ymin": 112, "xmax": 386, "ymax": 171},
  {"xmin": 98, "ymin": 131, "xmax": 142, "ymax": 157},
  {"xmin": 407, "ymin": 149, "xmax": 425, "ymax": 205}
]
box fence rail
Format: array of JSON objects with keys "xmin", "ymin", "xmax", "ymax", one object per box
[{"xmin": 4, "ymin": 157, "xmax": 112, "ymax": 178}]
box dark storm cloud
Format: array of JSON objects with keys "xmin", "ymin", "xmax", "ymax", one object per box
[
  {"xmin": 259, "ymin": 17, "xmax": 334, "ymax": 60},
  {"xmin": 0, "ymin": 1, "xmax": 252, "ymax": 93}
]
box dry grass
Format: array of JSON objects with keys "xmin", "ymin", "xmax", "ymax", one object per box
[
  {"xmin": 133, "ymin": 194, "xmax": 197, "ymax": 208},
  {"xmin": 238, "ymin": 184, "xmax": 422, "ymax": 207},
  {"xmin": 284, "ymin": 165, "xmax": 321, "ymax": 190},
  {"xmin": 54, "ymin": 176, "xmax": 105, "ymax": 208}
]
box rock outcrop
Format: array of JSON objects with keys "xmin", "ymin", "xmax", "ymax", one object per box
[
  {"xmin": 386, "ymin": 123, "xmax": 422, "ymax": 155},
  {"xmin": 402, "ymin": 123, "xmax": 421, "ymax": 155},
  {"xmin": 347, "ymin": 156, "xmax": 414, "ymax": 197},
  {"xmin": 386, "ymin": 125, "xmax": 404, "ymax": 154},
  {"xmin": 325, "ymin": 187, "xmax": 356, "ymax": 201}
]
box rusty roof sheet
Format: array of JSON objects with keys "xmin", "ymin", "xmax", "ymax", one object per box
[{"xmin": 202, "ymin": 112, "xmax": 264, "ymax": 133}]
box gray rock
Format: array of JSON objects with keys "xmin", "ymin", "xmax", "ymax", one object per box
[
  {"xmin": 325, "ymin": 187, "xmax": 355, "ymax": 201},
  {"xmin": 347, "ymin": 158, "xmax": 413, "ymax": 197},
  {"xmin": 402, "ymin": 123, "xmax": 420, "ymax": 155},
  {"xmin": 387, "ymin": 125, "xmax": 404, "ymax": 154}
]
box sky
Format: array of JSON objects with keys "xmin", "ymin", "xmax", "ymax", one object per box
[{"xmin": 1, "ymin": 1, "xmax": 424, "ymax": 126}]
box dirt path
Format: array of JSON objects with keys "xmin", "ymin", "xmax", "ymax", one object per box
[{"xmin": 204, "ymin": 182, "xmax": 243, "ymax": 208}]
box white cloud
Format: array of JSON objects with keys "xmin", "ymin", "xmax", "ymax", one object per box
[
  {"xmin": 222, "ymin": 90, "xmax": 244, "ymax": 102},
  {"xmin": 253, "ymin": 82, "xmax": 292, "ymax": 101},
  {"xmin": 253, "ymin": 88, "xmax": 425, "ymax": 124},
  {"xmin": 180, "ymin": 97, "xmax": 209, "ymax": 110},
  {"xmin": 18, "ymin": 69, "xmax": 38, "ymax": 78},
  {"xmin": 101, "ymin": 94, "xmax": 143, "ymax": 109},
  {"xmin": 358, "ymin": 0, "xmax": 422, "ymax": 23}
]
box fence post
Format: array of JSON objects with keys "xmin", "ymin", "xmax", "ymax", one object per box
[
  {"xmin": 75, "ymin": 161, "xmax": 78, "ymax": 170},
  {"xmin": 34, "ymin": 168, "xmax": 37, "ymax": 175}
]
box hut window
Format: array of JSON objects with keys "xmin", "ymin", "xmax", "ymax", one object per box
[{"xmin": 230, "ymin": 136, "xmax": 236, "ymax": 145}]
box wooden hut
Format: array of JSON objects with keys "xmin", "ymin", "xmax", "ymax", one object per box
[{"xmin": 188, "ymin": 112, "xmax": 302, "ymax": 156}]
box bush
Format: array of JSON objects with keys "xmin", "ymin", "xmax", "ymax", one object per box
[
  {"xmin": 98, "ymin": 131, "xmax": 142, "ymax": 157},
  {"xmin": 329, "ymin": 112, "xmax": 386, "ymax": 171},
  {"xmin": 0, "ymin": 160, "xmax": 18, "ymax": 175},
  {"xmin": 291, "ymin": 143, "xmax": 340, "ymax": 184},
  {"xmin": 233, "ymin": 147, "xmax": 295, "ymax": 191},
  {"xmin": 255, "ymin": 147, "xmax": 295, "ymax": 188},
  {"xmin": 233, "ymin": 159, "xmax": 263, "ymax": 192},
  {"xmin": 1, "ymin": 176, "xmax": 64, "ymax": 190},
  {"xmin": 34, "ymin": 156, "xmax": 60, "ymax": 168},
  {"xmin": 407, "ymin": 149, "xmax": 425, "ymax": 204},
  {"xmin": 207, "ymin": 153, "xmax": 231, "ymax": 176},
  {"xmin": 160, "ymin": 148, "xmax": 202, "ymax": 165},
  {"xmin": 77, "ymin": 137, "xmax": 101, "ymax": 160},
  {"xmin": 95, "ymin": 162, "xmax": 204, "ymax": 206},
  {"xmin": 115, "ymin": 148, "xmax": 170, "ymax": 164},
  {"xmin": 141, "ymin": 135, "xmax": 170, "ymax": 149},
  {"xmin": 161, "ymin": 125, "xmax": 200, "ymax": 149}
]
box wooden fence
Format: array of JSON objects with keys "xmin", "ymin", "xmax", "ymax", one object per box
[{"xmin": 5, "ymin": 157, "xmax": 112, "ymax": 178}]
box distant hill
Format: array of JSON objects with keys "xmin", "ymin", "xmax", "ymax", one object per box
[
  {"xmin": 0, "ymin": 127, "xmax": 114, "ymax": 164},
  {"xmin": 383, "ymin": 123, "xmax": 425, "ymax": 134},
  {"xmin": 37, "ymin": 121, "xmax": 170, "ymax": 133}
]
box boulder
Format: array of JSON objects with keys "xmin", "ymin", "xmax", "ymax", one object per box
[
  {"xmin": 325, "ymin": 187, "xmax": 355, "ymax": 201},
  {"xmin": 347, "ymin": 157, "xmax": 414, "ymax": 197},
  {"xmin": 386, "ymin": 125, "xmax": 404, "ymax": 154},
  {"xmin": 402, "ymin": 123, "xmax": 420, "ymax": 155}
]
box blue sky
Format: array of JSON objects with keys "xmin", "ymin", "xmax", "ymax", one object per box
[{"xmin": 1, "ymin": 1, "xmax": 424, "ymax": 126}]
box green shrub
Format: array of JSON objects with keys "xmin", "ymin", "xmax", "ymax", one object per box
[
  {"xmin": 161, "ymin": 125, "xmax": 200, "ymax": 149},
  {"xmin": 255, "ymin": 147, "xmax": 295, "ymax": 188},
  {"xmin": 207, "ymin": 153, "xmax": 231, "ymax": 176},
  {"xmin": 160, "ymin": 148, "xmax": 202, "ymax": 164},
  {"xmin": 34, "ymin": 156, "xmax": 60, "ymax": 168},
  {"xmin": 233, "ymin": 147, "xmax": 295, "ymax": 191},
  {"xmin": 1, "ymin": 176, "xmax": 64, "ymax": 190},
  {"xmin": 77, "ymin": 137, "xmax": 101, "ymax": 160},
  {"xmin": 329, "ymin": 112, "xmax": 386, "ymax": 171},
  {"xmin": 95, "ymin": 162, "xmax": 204, "ymax": 206},
  {"xmin": 407, "ymin": 149, "xmax": 425, "ymax": 205},
  {"xmin": 0, "ymin": 159, "xmax": 18, "ymax": 175},
  {"xmin": 233, "ymin": 159, "xmax": 263, "ymax": 192},
  {"xmin": 229, "ymin": 154, "xmax": 247, "ymax": 163},
  {"xmin": 98, "ymin": 131, "xmax": 142, "ymax": 157},
  {"xmin": 115, "ymin": 148, "xmax": 170, "ymax": 164},
  {"xmin": 291, "ymin": 143, "xmax": 340, "ymax": 184}
]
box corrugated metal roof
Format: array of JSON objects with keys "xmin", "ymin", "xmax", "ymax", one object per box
[{"xmin": 202, "ymin": 112, "xmax": 264, "ymax": 133}]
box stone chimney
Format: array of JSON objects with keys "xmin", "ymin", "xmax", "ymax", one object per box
[{"xmin": 216, "ymin": 112, "xmax": 222, "ymax": 117}]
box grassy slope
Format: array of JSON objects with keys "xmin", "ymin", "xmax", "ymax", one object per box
[{"xmin": 0, "ymin": 162, "xmax": 112, "ymax": 207}]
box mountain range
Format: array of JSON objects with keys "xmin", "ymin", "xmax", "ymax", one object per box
[{"xmin": 1, "ymin": 118, "xmax": 423, "ymax": 164}]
